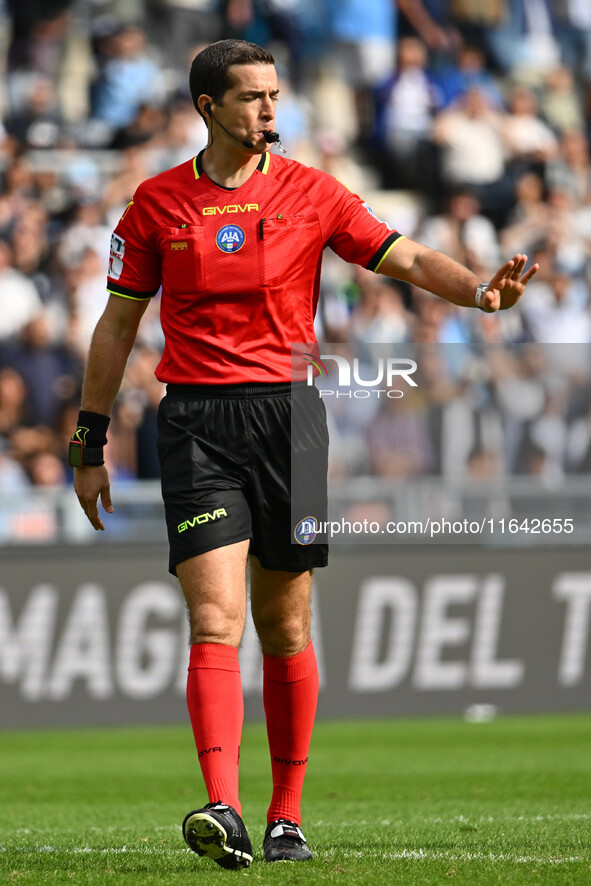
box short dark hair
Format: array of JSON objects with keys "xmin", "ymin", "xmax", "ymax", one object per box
[{"xmin": 189, "ymin": 39, "xmax": 275, "ymax": 118}]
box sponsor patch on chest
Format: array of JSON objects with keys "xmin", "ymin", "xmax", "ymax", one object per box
[{"xmin": 216, "ymin": 224, "xmax": 245, "ymax": 253}]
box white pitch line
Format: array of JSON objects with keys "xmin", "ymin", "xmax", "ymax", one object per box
[
  {"xmin": 0, "ymin": 846, "xmax": 586, "ymax": 865},
  {"xmin": 310, "ymin": 813, "xmax": 591, "ymax": 829},
  {"xmin": 1, "ymin": 846, "xmax": 191, "ymax": 855},
  {"xmin": 381, "ymin": 850, "xmax": 586, "ymax": 865}
]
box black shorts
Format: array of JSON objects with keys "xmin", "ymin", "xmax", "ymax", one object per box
[{"xmin": 157, "ymin": 381, "xmax": 329, "ymax": 575}]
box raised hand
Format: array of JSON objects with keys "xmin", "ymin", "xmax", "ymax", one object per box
[{"xmin": 479, "ymin": 254, "xmax": 539, "ymax": 312}]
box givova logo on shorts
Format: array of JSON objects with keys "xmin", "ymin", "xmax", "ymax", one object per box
[
  {"xmin": 177, "ymin": 508, "xmax": 228, "ymax": 533},
  {"xmin": 216, "ymin": 224, "xmax": 245, "ymax": 253}
]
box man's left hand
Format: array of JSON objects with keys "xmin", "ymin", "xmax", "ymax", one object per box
[{"xmin": 479, "ymin": 254, "xmax": 540, "ymax": 312}]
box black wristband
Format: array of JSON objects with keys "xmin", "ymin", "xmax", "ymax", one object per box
[{"xmin": 76, "ymin": 410, "xmax": 110, "ymax": 448}]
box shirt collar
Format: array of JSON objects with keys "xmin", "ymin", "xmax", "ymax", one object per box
[{"xmin": 193, "ymin": 150, "xmax": 270, "ymax": 184}]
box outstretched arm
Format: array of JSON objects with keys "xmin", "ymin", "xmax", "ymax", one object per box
[
  {"xmin": 378, "ymin": 238, "xmax": 539, "ymax": 311},
  {"xmin": 73, "ymin": 294, "xmax": 149, "ymax": 531}
]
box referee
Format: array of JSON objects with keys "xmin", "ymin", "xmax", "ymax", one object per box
[{"xmin": 71, "ymin": 39, "xmax": 538, "ymax": 869}]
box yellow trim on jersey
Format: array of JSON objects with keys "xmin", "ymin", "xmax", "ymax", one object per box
[
  {"xmin": 261, "ymin": 152, "xmax": 271, "ymax": 174},
  {"xmin": 120, "ymin": 199, "xmax": 134, "ymax": 221},
  {"xmin": 373, "ymin": 235, "xmax": 406, "ymax": 273},
  {"xmin": 193, "ymin": 156, "xmax": 200, "ymax": 180},
  {"xmin": 106, "ymin": 288, "xmax": 153, "ymax": 301}
]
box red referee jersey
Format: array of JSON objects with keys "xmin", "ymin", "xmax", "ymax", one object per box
[{"xmin": 107, "ymin": 151, "xmax": 403, "ymax": 384}]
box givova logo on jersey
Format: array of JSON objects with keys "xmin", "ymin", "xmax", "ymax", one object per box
[{"xmin": 216, "ymin": 224, "xmax": 245, "ymax": 253}]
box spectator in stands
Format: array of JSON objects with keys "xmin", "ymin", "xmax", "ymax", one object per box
[
  {"xmin": 9, "ymin": 202, "xmax": 54, "ymax": 309},
  {"xmin": 0, "ymin": 366, "xmax": 32, "ymax": 439},
  {"xmin": 521, "ymin": 268, "xmax": 591, "ymax": 343},
  {"xmin": 349, "ymin": 267, "xmax": 411, "ymax": 346},
  {"xmin": 270, "ymin": 67, "xmax": 313, "ymax": 164},
  {"xmin": 502, "ymin": 84, "xmax": 559, "ymax": 177},
  {"xmin": 540, "ymin": 65, "xmax": 586, "ymax": 135},
  {"xmin": 325, "ymin": 0, "xmax": 397, "ymax": 138},
  {"xmin": 525, "ymin": 387, "xmax": 570, "ymax": 480},
  {"xmin": 149, "ymin": 98, "xmax": 209, "ymax": 171},
  {"xmin": 483, "ymin": 0, "xmax": 560, "ymax": 80},
  {"xmin": 500, "ymin": 172, "xmax": 551, "ymax": 256},
  {"xmin": 372, "ymin": 36, "xmax": 438, "ymax": 190},
  {"xmin": 89, "ymin": 22, "xmax": 165, "ymax": 136},
  {"xmin": 118, "ymin": 345, "xmax": 165, "ymax": 480},
  {"xmin": 0, "ymin": 240, "xmax": 43, "ymax": 343},
  {"xmin": 2, "ymin": 310, "xmax": 82, "ymax": 430},
  {"xmin": 243, "ymin": 0, "xmax": 327, "ymax": 91},
  {"xmin": 25, "ymin": 450, "xmax": 67, "ymax": 486},
  {"xmin": 0, "ymin": 442, "xmax": 29, "ymax": 491},
  {"xmin": 101, "ymin": 142, "xmax": 153, "ymax": 222},
  {"xmin": 57, "ymin": 197, "xmax": 112, "ymax": 276},
  {"xmin": 151, "ymin": 0, "xmax": 245, "ymax": 70},
  {"xmin": 0, "ymin": 363, "xmax": 60, "ymax": 485},
  {"xmin": 431, "ymin": 86, "xmax": 513, "ymax": 224},
  {"xmin": 544, "ymin": 187, "xmax": 589, "ymax": 275},
  {"xmin": 109, "ymin": 102, "xmax": 169, "ymax": 153},
  {"xmin": 466, "ymin": 444, "xmax": 505, "ymax": 479},
  {"xmin": 486, "ymin": 343, "xmax": 549, "ymax": 474},
  {"xmin": 412, "ymin": 342, "xmax": 474, "ymax": 478},
  {"xmin": 0, "ymin": 155, "xmax": 39, "ymax": 234},
  {"xmin": 320, "ymin": 347, "xmax": 382, "ymax": 478},
  {"xmin": 417, "ymin": 187, "xmax": 501, "ymax": 278},
  {"xmin": 4, "ymin": 0, "xmax": 74, "ymax": 86},
  {"xmin": 64, "ymin": 246, "xmax": 110, "ymax": 359},
  {"xmin": 315, "ymin": 128, "xmax": 377, "ymax": 195},
  {"xmin": 551, "ymin": 0, "xmax": 591, "ymax": 86},
  {"xmin": 432, "ymin": 44, "xmax": 504, "ymax": 111},
  {"xmin": 315, "ymin": 251, "xmax": 360, "ymax": 341},
  {"xmin": 545, "ymin": 129, "xmax": 591, "ymax": 205},
  {"xmin": 446, "ymin": 0, "xmax": 505, "ymax": 59},
  {"xmin": 4, "ymin": 74, "xmax": 65, "ymax": 150},
  {"xmin": 566, "ymin": 394, "xmax": 591, "ymax": 474},
  {"xmin": 367, "ymin": 391, "xmax": 434, "ymax": 478}
]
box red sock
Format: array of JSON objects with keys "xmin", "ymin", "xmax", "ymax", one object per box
[
  {"xmin": 186, "ymin": 643, "xmax": 243, "ymax": 815},
  {"xmin": 263, "ymin": 642, "xmax": 319, "ymax": 825}
]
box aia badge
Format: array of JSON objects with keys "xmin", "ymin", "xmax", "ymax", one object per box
[
  {"xmin": 294, "ymin": 516, "xmax": 318, "ymax": 545},
  {"xmin": 216, "ymin": 223, "xmax": 245, "ymax": 253}
]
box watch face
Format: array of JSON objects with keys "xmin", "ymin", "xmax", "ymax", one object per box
[{"xmin": 69, "ymin": 440, "xmax": 83, "ymax": 467}]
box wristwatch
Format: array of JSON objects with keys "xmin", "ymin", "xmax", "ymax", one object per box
[
  {"xmin": 68, "ymin": 437, "xmax": 104, "ymax": 467},
  {"xmin": 475, "ymin": 281, "xmax": 489, "ymax": 310}
]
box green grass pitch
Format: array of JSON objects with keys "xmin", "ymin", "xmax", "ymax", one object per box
[{"xmin": 1, "ymin": 714, "xmax": 590, "ymax": 885}]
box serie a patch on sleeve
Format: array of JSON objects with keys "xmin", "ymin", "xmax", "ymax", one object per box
[{"xmin": 108, "ymin": 233, "xmax": 125, "ymax": 280}]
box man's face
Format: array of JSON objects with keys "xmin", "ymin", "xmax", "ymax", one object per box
[{"xmin": 212, "ymin": 63, "xmax": 278, "ymax": 151}]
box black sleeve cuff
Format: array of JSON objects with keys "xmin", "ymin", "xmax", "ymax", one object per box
[
  {"xmin": 366, "ymin": 232, "xmax": 403, "ymax": 273},
  {"xmin": 107, "ymin": 282, "xmax": 159, "ymax": 300}
]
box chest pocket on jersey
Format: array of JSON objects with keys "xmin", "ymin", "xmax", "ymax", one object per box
[
  {"xmin": 258, "ymin": 215, "xmax": 320, "ymax": 288},
  {"xmin": 160, "ymin": 225, "xmax": 206, "ymax": 294}
]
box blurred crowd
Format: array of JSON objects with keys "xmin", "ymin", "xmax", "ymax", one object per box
[
  {"xmin": 323, "ymin": 341, "xmax": 591, "ymax": 486},
  {"xmin": 1, "ymin": 0, "xmax": 591, "ymax": 493}
]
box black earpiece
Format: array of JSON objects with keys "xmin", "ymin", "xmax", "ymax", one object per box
[{"xmin": 204, "ymin": 102, "xmax": 212, "ymax": 116}]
